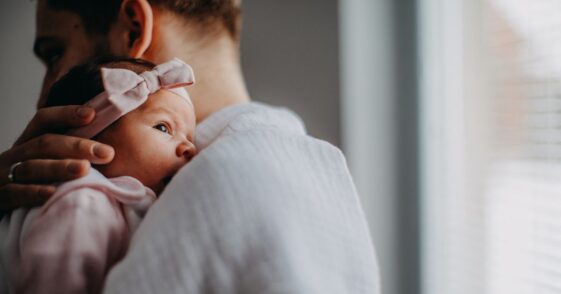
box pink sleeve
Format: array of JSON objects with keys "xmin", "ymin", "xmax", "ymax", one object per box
[{"xmin": 15, "ymin": 188, "xmax": 129, "ymax": 294}]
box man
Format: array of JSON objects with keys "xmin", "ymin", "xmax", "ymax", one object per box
[{"xmin": 0, "ymin": 0, "xmax": 380, "ymax": 292}]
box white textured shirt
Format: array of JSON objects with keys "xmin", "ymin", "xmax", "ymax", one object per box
[{"xmin": 103, "ymin": 102, "xmax": 380, "ymax": 293}]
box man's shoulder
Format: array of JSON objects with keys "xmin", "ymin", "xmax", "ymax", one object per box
[
  {"xmin": 177, "ymin": 101, "xmax": 357, "ymax": 206},
  {"xmin": 223, "ymin": 102, "xmax": 307, "ymax": 136},
  {"xmin": 198, "ymin": 127, "xmax": 347, "ymax": 177},
  {"xmin": 148, "ymin": 108, "xmax": 379, "ymax": 294},
  {"xmin": 165, "ymin": 125, "xmax": 364, "ymax": 231},
  {"xmin": 201, "ymin": 102, "xmax": 342, "ymax": 164},
  {"xmin": 175, "ymin": 128, "xmax": 357, "ymax": 215}
]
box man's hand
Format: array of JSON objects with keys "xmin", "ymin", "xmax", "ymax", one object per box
[{"xmin": 0, "ymin": 105, "xmax": 115, "ymax": 210}]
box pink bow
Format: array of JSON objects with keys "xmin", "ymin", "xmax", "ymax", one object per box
[{"xmin": 68, "ymin": 58, "xmax": 195, "ymax": 139}]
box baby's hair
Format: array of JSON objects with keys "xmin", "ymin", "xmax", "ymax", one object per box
[{"xmin": 44, "ymin": 57, "xmax": 157, "ymax": 108}]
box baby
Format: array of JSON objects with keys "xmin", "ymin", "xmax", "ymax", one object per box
[{"xmin": 0, "ymin": 57, "xmax": 197, "ymax": 294}]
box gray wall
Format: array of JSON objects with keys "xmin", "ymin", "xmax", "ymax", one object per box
[
  {"xmin": 0, "ymin": 0, "xmax": 341, "ymax": 150},
  {"xmin": 0, "ymin": 0, "xmax": 43, "ymax": 151},
  {"xmin": 241, "ymin": 0, "xmax": 340, "ymax": 146}
]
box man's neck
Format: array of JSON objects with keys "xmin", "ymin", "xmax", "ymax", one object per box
[{"xmin": 146, "ymin": 16, "xmax": 251, "ymax": 122}]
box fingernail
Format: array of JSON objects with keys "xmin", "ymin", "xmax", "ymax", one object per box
[
  {"xmin": 67, "ymin": 162, "xmax": 83, "ymax": 175},
  {"xmin": 93, "ymin": 145, "xmax": 114, "ymax": 159},
  {"xmin": 76, "ymin": 107, "xmax": 93, "ymax": 118}
]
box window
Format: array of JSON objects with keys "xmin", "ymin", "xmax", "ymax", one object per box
[{"xmin": 421, "ymin": 0, "xmax": 561, "ymax": 293}]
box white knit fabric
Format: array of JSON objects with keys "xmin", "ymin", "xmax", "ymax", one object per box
[{"xmin": 103, "ymin": 102, "xmax": 380, "ymax": 294}]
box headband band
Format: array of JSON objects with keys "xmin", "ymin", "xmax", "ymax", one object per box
[{"xmin": 68, "ymin": 58, "xmax": 195, "ymax": 139}]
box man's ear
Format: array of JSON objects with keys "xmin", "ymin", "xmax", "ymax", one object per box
[{"xmin": 117, "ymin": 0, "xmax": 154, "ymax": 58}]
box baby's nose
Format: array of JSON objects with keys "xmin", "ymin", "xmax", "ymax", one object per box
[{"xmin": 176, "ymin": 141, "xmax": 197, "ymax": 161}]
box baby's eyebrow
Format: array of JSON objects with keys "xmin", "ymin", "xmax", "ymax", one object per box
[{"xmin": 146, "ymin": 107, "xmax": 193, "ymax": 140}]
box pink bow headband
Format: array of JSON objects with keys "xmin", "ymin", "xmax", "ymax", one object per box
[{"xmin": 68, "ymin": 58, "xmax": 195, "ymax": 139}]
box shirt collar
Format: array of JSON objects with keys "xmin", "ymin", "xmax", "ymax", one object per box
[
  {"xmin": 194, "ymin": 101, "xmax": 307, "ymax": 150},
  {"xmin": 194, "ymin": 102, "xmax": 254, "ymax": 150}
]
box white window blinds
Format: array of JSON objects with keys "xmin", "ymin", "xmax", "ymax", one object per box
[
  {"xmin": 421, "ymin": 0, "xmax": 561, "ymax": 294},
  {"xmin": 486, "ymin": 1, "xmax": 561, "ymax": 293}
]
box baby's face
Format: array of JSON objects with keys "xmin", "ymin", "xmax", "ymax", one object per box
[{"xmin": 94, "ymin": 90, "xmax": 197, "ymax": 194}]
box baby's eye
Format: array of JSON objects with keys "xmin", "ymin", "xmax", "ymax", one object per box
[{"xmin": 153, "ymin": 123, "xmax": 171, "ymax": 134}]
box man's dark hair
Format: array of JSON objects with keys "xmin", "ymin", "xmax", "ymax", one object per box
[
  {"xmin": 46, "ymin": 0, "xmax": 242, "ymax": 39},
  {"xmin": 44, "ymin": 56, "xmax": 156, "ymax": 108}
]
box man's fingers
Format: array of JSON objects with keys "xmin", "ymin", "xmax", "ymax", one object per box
[
  {"xmin": 0, "ymin": 106, "xmax": 101, "ymax": 211},
  {"xmin": 15, "ymin": 105, "xmax": 95, "ymax": 145},
  {"xmin": 12, "ymin": 159, "xmax": 90, "ymax": 184},
  {"xmin": 7, "ymin": 134, "xmax": 114, "ymax": 165},
  {"xmin": 0, "ymin": 184, "xmax": 56, "ymax": 210}
]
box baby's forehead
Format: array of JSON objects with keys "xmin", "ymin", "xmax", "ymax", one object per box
[{"xmin": 138, "ymin": 90, "xmax": 194, "ymax": 117}]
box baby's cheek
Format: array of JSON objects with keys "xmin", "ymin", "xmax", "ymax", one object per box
[
  {"xmin": 132, "ymin": 150, "xmax": 168, "ymax": 178},
  {"xmin": 93, "ymin": 157, "xmax": 126, "ymax": 179},
  {"xmin": 95, "ymin": 146, "xmax": 141, "ymax": 179}
]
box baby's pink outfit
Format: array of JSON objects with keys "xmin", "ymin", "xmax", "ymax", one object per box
[{"xmin": 0, "ymin": 169, "xmax": 156, "ymax": 294}]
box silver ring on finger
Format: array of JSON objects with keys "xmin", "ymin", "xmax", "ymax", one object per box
[{"xmin": 8, "ymin": 162, "xmax": 23, "ymax": 183}]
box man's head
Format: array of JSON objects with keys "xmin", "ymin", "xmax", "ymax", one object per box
[
  {"xmin": 35, "ymin": 0, "xmax": 242, "ymax": 108},
  {"xmin": 43, "ymin": 0, "xmax": 241, "ymax": 38}
]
